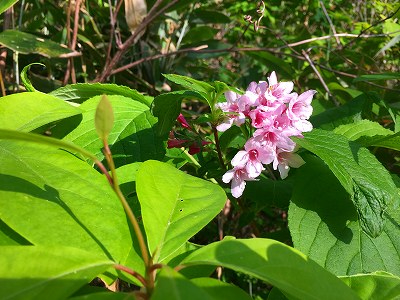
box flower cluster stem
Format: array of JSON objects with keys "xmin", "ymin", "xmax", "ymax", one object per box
[{"xmin": 213, "ymin": 126, "xmax": 226, "ymax": 169}]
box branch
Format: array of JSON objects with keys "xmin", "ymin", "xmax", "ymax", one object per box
[
  {"xmin": 95, "ymin": 0, "xmax": 179, "ymax": 82},
  {"xmin": 342, "ymin": 6, "xmax": 400, "ymax": 50},
  {"xmin": 319, "ymin": 0, "xmax": 341, "ymax": 48},
  {"xmin": 301, "ymin": 49, "xmax": 340, "ymax": 107},
  {"xmin": 108, "ymin": 31, "xmax": 400, "ymax": 76}
]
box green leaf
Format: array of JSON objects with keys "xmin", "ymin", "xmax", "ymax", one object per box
[
  {"xmin": 136, "ymin": 160, "xmax": 226, "ymax": 263},
  {"xmin": 95, "ymin": 95, "xmax": 114, "ymax": 140},
  {"xmin": 246, "ymin": 52, "xmax": 294, "ymax": 79},
  {"xmin": 334, "ymin": 119, "xmax": 394, "ymax": 140},
  {"xmin": 334, "ymin": 120, "xmax": 400, "ymax": 152},
  {"xmin": 182, "ymin": 26, "xmax": 219, "ymax": 44},
  {"xmin": 0, "ymin": 219, "xmax": 30, "ymax": 246},
  {"xmin": 310, "ymin": 93, "xmax": 368, "ymax": 130},
  {"xmin": 0, "ymin": 140, "xmax": 132, "ymax": 261},
  {"xmin": 62, "ymin": 95, "xmax": 164, "ymax": 165},
  {"xmin": 353, "ymin": 72, "xmax": 400, "ymax": 82},
  {"xmin": 0, "ymin": 30, "xmax": 73, "ymax": 57},
  {"xmin": 294, "ymin": 129, "xmax": 400, "ymax": 238},
  {"xmin": 21, "ymin": 63, "xmax": 46, "ymax": 92},
  {"xmin": 189, "ymin": 10, "xmax": 230, "ymax": 24},
  {"xmin": 0, "ymin": 92, "xmax": 81, "ymax": 132},
  {"xmin": 163, "ymin": 74, "xmax": 214, "ymax": 96},
  {"xmin": 288, "ymin": 155, "xmax": 400, "ymax": 276},
  {"xmin": 50, "ymin": 83, "xmax": 151, "ymax": 106},
  {"xmin": 191, "ymin": 278, "xmax": 253, "ymax": 300},
  {"xmin": 115, "ymin": 162, "xmax": 142, "ymax": 198},
  {"xmin": 0, "ymin": 129, "xmax": 99, "ymax": 163},
  {"xmin": 151, "ymin": 266, "xmax": 213, "ymax": 300},
  {"xmin": 152, "ymin": 90, "xmax": 205, "ymax": 137},
  {"xmin": 181, "ymin": 238, "xmax": 359, "ymax": 300},
  {"xmin": 0, "ymin": 0, "xmax": 18, "ymax": 15},
  {"xmin": 0, "ymin": 246, "xmax": 114, "ymax": 300},
  {"xmin": 71, "ymin": 292, "xmax": 135, "ymax": 300},
  {"xmin": 341, "ymin": 272, "xmax": 400, "ymax": 300}
]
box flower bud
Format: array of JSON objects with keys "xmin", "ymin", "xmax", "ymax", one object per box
[{"xmin": 124, "ymin": 0, "xmax": 147, "ymax": 34}]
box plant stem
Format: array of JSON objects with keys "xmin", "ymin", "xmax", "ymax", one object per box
[
  {"xmin": 102, "ymin": 140, "xmax": 150, "ymax": 267},
  {"xmin": 181, "ymin": 148, "xmax": 201, "ymax": 168},
  {"xmin": 212, "ymin": 126, "xmax": 225, "ymax": 170},
  {"xmin": 114, "ymin": 264, "xmax": 147, "ymax": 286}
]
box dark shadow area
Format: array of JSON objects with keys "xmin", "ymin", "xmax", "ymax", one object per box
[
  {"xmin": 290, "ymin": 155, "xmax": 358, "ymax": 243},
  {"xmin": 108, "ymin": 125, "xmax": 165, "ymax": 168},
  {"xmin": 0, "ymin": 218, "xmax": 31, "ymax": 245}
]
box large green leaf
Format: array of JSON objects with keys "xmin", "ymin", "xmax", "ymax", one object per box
[
  {"xmin": 62, "ymin": 95, "xmax": 164, "ymax": 165},
  {"xmin": 0, "ymin": 246, "xmax": 114, "ymax": 300},
  {"xmin": 294, "ymin": 129, "xmax": 400, "ymax": 238},
  {"xmin": 71, "ymin": 292, "xmax": 135, "ymax": 300},
  {"xmin": 334, "ymin": 120, "xmax": 400, "ymax": 152},
  {"xmin": 310, "ymin": 93, "xmax": 368, "ymax": 130},
  {"xmin": 163, "ymin": 74, "xmax": 214, "ymax": 97},
  {"xmin": 189, "ymin": 10, "xmax": 230, "ymax": 24},
  {"xmin": 181, "ymin": 238, "xmax": 359, "ymax": 300},
  {"xmin": 0, "ymin": 92, "xmax": 81, "ymax": 132},
  {"xmin": 288, "ymin": 155, "xmax": 400, "ymax": 276},
  {"xmin": 136, "ymin": 160, "xmax": 226, "ymax": 263},
  {"xmin": 191, "ymin": 278, "xmax": 253, "ymax": 300},
  {"xmin": 341, "ymin": 272, "xmax": 400, "ymax": 300},
  {"xmin": 151, "ymin": 266, "xmax": 213, "ymax": 300},
  {"xmin": 334, "ymin": 119, "xmax": 394, "ymax": 140},
  {"xmin": 50, "ymin": 83, "xmax": 151, "ymax": 106},
  {"xmin": 0, "ymin": 0, "xmax": 18, "ymax": 15},
  {"xmin": 0, "ymin": 30, "xmax": 73, "ymax": 57},
  {"xmin": 0, "ymin": 140, "xmax": 132, "ymax": 261}
]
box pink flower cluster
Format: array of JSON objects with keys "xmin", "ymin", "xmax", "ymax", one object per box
[{"xmin": 217, "ymin": 72, "xmax": 316, "ymax": 198}]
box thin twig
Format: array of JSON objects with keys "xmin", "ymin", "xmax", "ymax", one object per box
[
  {"xmin": 58, "ymin": 51, "xmax": 82, "ymax": 58},
  {"xmin": 108, "ymin": 31, "xmax": 400, "ymax": 76},
  {"xmin": 63, "ymin": 0, "xmax": 73, "ymax": 85},
  {"xmin": 105, "ymin": 0, "xmax": 123, "ymax": 65},
  {"xmin": 96, "ymin": 0, "xmax": 179, "ymax": 82},
  {"xmin": 342, "ymin": 6, "xmax": 400, "ymax": 50},
  {"xmin": 301, "ymin": 49, "xmax": 340, "ymax": 106},
  {"xmin": 319, "ymin": 0, "xmax": 341, "ymax": 47},
  {"xmin": 69, "ymin": 0, "xmax": 82, "ymax": 84},
  {"xmin": 281, "ymin": 32, "xmax": 400, "ymax": 48},
  {"xmin": 110, "ymin": 45, "xmax": 208, "ymax": 75}
]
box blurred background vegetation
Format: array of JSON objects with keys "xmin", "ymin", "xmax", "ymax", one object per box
[
  {"xmin": 1, "ymin": 0, "xmax": 398, "ymax": 98},
  {"xmin": 1, "ymin": 1, "xmax": 399, "ymax": 297}
]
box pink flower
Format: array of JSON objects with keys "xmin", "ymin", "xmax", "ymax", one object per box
[
  {"xmin": 216, "ymin": 91, "xmax": 247, "ymax": 132},
  {"xmin": 222, "ymin": 166, "xmax": 255, "ymax": 198},
  {"xmin": 287, "ymin": 90, "xmax": 316, "ymax": 132},
  {"xmin": 218, "ymin": 90, "xmax": 240, "ymax": 112},
  {"xmin": 216, "ymin": 112, "xmax": 246, "ymax": 132},
  {"xmin": 265, "ymin": 71, "xmax": 295, "ymax": 104},
  {"xmin": 273, "ymin": 149, "xmax": 305, "ymax": 179},
  {"xmin": 231, "ymin": 137, "xmax": 275, "ymax": 178},
  {"xmin": 253, "ymin": 126, "xmax": 297, "ymax": 152},
  {"xmin": 215, "ymin": 71, "xmax": 315, "ymax": 197},
  {"xmin": 237, "ymin": 91, "xmax": 259, "ymax": 113}
]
